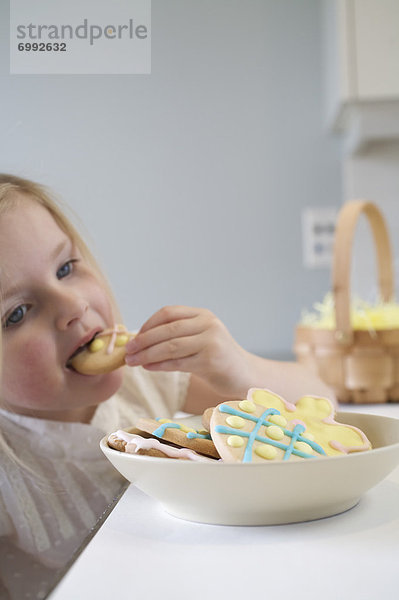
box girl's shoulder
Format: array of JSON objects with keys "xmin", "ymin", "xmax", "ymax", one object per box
[
  {"xmin": 93, "ymin": 367, "xmax": 191, "ymax": 430},
  {"xmin": 121, "ymin": 366, "xmax": 191, "ymax": 414}
]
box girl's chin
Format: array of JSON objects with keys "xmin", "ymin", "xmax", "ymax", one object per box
[
  {"xmin": 67, "ymin": 365, "xmax": 123, "ymax": 400},
  {"xmin": 89, "ymin": 368, "xmax": 124, "ymax": 395},
  {"xmin": 1, "ymin": 369, "xmax": 124, "ymax": 421}
]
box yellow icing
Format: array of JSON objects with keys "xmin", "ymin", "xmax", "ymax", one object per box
[
  {"xmin": 157, "ymin": 418, "xmax": 173, "ymax": 424},
  {"xmin": 255, "ymin": 444, "xmax": 277, "ymax": 460},
  {"xmin": 249, "ymin": 389, "xmax": 370, "ymax": 457},
  {"xmin": 226, "ymin": 415, "xmax": 245, "ymax": 429},
  {"xmin": 115, "ymin": 334, "xmax": 129, "ymax": 346},
  {"xmin": 294, "ymin": 441, "xmax": 313, "ymax": 454},
  {"xmin": 238, "ymin": 400, "xmax": 256, "ymax": 413},
  {"xmin": 227, "ymin": 435, "xmax": 245, "ymax": 448},
  {"xmin": 268, "ymin": 414, "xmax": 287, "ymax": 427},
  {"xmin": 89, "ymin": 338, "xmax": 105, "ymax": 352},
  {"xmin": 266, "ymin": 425, "xmax": 285, "ymax": 441},
  {"xmin": 179, "ymin": 425, "xmax": 196, "ymax": 434}
]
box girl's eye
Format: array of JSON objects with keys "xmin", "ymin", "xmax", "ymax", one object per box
[
  {"xmin": 57, "ymin": 260, "xmax": 76, "ymax": 279},
  {"xmin": 4, "ymin": 305, "xmax": 28, "ymax": 328}
]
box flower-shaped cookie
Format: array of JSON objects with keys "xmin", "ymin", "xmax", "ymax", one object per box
[
  {"xmin": 135, "ymin": 417, "xmax": 219, "ymax": 459},
  {"xmin": 210, "ymin": 388, "xmax": 372, "ymax": 463}
]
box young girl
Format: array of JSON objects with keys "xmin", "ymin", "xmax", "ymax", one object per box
[{"xmin": 0, "ymin": 174, "xmax": 333, "ymax": 599}]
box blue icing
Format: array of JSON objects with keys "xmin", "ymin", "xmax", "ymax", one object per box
[
  {"xmin": 186, "ymin": 432, "xmax": 212, "ymax": 440},
  {"xmin": 244, "ymin": 408, "xmax": 274, "ymax": 462},
  {"xmin": 214, "ymin": 425, "xmax": 315, "ymax": 460},
  {"xmin": 153, "ymin": 420, "xmax": 211, "ymax": 440},
  {"xmin": 216, "ymin": 403, "xmax": 326, "ymax": 462},
  {"xmin": 219, "ymin": 403, "xmax": 280, "ymax": 422},
  {"xmin": 295, "ymin": 433, "xmax": 325, "ymax": 456},
  {"xmin": 283, "ymin": 423, "xmax": 305, "ymax": 461},
  {"xmin": 152, "ymin": 422, "xmax": 182, "ymax": 438}
]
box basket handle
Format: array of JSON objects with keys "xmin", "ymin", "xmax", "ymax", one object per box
[{"xmin": 332, "ymin": 200, "xmax": 394, "ymax": 344}]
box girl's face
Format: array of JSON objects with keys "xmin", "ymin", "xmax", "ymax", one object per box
[{"xmin": 0, "ymin": 196, "xmax": 124, "ymax": 422}]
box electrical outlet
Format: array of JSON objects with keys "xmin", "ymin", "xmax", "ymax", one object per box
[{"xmin": 302, "ymin": 207, "xmax": 337, "ymax": 268}]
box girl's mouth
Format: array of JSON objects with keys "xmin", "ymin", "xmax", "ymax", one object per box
[{"xmin": 66, "ymin": 331, "xmax": 100, "ymax": 370}]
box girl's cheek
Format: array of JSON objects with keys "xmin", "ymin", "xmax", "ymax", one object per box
[
  {"xmin": 20, "ymin": 336, "xmax": 53, "ymax": 366},
  {"xmin": 6, "ymin": 338, "xmax": 55, "ymax": 388},
  {"xmin": 2, "ymin": 340, "xmax": 59, "ymax": 410}
]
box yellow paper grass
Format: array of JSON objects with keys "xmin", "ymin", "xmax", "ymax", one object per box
[{"xmin": 300, "ymin": 293, "xmax": 399, "ymax": 332}]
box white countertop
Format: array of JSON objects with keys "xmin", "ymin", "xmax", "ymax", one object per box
[{"xmin": 49, "ymin": 404, "xmax": 399, "ymax": 600}]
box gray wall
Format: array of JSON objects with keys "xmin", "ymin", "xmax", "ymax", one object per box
[{"xmin": 0, "ymin": 0, "xmax": 343, "ymax": 358}]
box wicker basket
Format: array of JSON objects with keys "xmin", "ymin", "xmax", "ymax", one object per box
[{"xmin": 294, "ymin": 200, "xmax": 399, "ymax": 404}]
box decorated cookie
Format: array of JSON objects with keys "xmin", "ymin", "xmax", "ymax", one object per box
[
  {"xmin": 210, "ymin": 388, "xmax": 372, "ymax": 463},
  {"xmin": 201, "ymin": 407, "xmax": 214, "ymax": 432},
  {"xmin": 136, "ymin": 417, "xmax": 220, "ymax": 459},
  {"xmin": 108, "ymin": 431, "xmax": 163, "ymax": 456},
  {"xmin": 70, "ymin": 325, "xmax": 135, "ymax": 375},
  {"xmin": 107, "ymin": 426, "xmax": 153, "ymax": 451},
  {"xmin": 108, "ymin": 430, "xmax": 214, "ymax": 461}
]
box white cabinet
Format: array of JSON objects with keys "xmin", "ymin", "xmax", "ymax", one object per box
[
  {"xmin": 346, "ymin": 0, "xmax": 399, "ymax": 99},
  {"xmin": 326, "ymin": 0, "xmax": 399, "ymax": 153}
]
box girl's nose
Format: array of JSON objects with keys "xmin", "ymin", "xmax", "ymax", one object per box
[{"xmin": 54, "ymin": 288, "xmax": 89, "ymax": 330}]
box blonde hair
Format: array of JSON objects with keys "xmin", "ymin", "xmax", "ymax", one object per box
[
  {"xmin": 0, "ymin": 174, "xmax": 133, "ymax": 472},
  {"xmin": 0, "ymin": 173, "xmax": 110, "ymax": 294}
]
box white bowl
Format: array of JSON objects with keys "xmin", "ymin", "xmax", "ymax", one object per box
[{"xmin": 100, "ymin": 411, "xmax": 399, "ymax": 525}]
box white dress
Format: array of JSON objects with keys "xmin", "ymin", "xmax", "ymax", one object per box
[{"xmin": 0, "ymin": 367, "xmax": 190, "ymax": 599}]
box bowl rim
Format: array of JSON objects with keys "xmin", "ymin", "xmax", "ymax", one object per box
[{"xmin": 100, "ymin": 410, "xmax": 399, "ymax": 468}]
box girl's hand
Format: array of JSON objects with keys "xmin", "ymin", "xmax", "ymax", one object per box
[
  {"xmin": 125, "ymin": 305, "xmax": 336, "ymax": 411},
  {"xmin": 125, "ymin": 305, "xmax": 252, "ymax": 398}
]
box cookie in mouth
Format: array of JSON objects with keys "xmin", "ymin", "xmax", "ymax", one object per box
[
  {"xmin": 68, "ymin": 325, "xmax": 135, "ymax": 375},
  {"xmin": 66, "ymin": 331, "xmax": 101, "ymax": 370}
]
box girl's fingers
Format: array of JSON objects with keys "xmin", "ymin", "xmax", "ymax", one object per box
[
  {"xmin": 125, "ymin": 333, "xmax": 205, "ymax": 368},
  {"xmin": 126, "ymin": 307, "xmax": 215, "ymax": 355},
  {"xmin": 138, "ymin": 306, "xmax": 201, "ymax": 334},
  {"xmin": 141, "ymin": 353, "xmax": 199, "ymax": 373},
  {"xmin": 124, "ymin": 306, "xmax": 235, "ymax": 387},
  {"xmin": 126, "ymin": 314, "xmax": 204, "ymax": 355}
]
